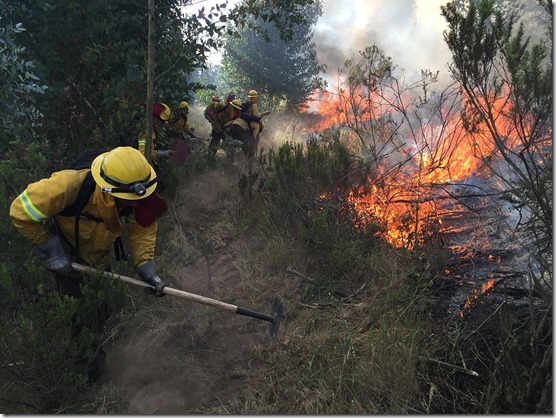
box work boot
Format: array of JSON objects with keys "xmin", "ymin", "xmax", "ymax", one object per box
[
  {"xmin": 86, "ymin": 347, "xmax": 107, "ymax": 383},
  {"xmin": 72, "ymin": 346, "xmax": 107, "ymax": 384}
]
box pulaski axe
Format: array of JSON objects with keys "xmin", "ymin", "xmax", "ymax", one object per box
[{"xmin": 71, "ymin": 263, "xmax": 285, "ymax": 340}]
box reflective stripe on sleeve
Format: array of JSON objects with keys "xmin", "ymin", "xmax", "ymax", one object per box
[{"xmin": 19, "ymin": 191, "xmax": 48, "ymax": 222}]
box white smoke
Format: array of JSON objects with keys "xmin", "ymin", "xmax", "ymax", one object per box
[
  {"xmin": 313, "ymin": 0, "xmax": 453, "ymax": 85},
  {"xmin": 312, "ymin": 0, "xmax": 549, "ymax": 87}
]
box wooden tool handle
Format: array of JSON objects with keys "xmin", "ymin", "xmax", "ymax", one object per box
[{"xmin": 71, "ymin": 262, "xmax": 238, "ymax": 313}]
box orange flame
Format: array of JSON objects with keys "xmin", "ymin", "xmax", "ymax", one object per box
[
  {"xmin": 459, "ymin": 278, "xmax": 496, "ymax": 318},
  {"xmin": 304, "ymin": 83, "xmax": 529, "ymax": 249}
]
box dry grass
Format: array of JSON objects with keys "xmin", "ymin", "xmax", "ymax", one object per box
[
  {"xmin": 93, "ymin": 137, "xmax": 551, "ymax": 414},
  {"xmin": 189, "ymin": 188, "xmax": 436, "ymax": 414}
]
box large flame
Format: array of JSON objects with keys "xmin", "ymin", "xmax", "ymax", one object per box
[{"xmin": 305, "ymin": 83, "xmax": 529, "ymax": 250}]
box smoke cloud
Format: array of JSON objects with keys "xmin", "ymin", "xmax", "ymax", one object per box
[
  {"xmin": 312, "ymin": 0, "xmax": 453, "ymax": 85},
  {"xmin": 312, "ymin": 0, "xmax": 548, "ymax": 87}
]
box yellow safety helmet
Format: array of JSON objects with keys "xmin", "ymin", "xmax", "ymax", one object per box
[
  {"xmin": 91, "ymin": 147, "xmax": 157, "ymax": 200},
  {"xmin": 152, "ymin": 102, "xmax": 172, "ymax": 121},
  {"xmin": 179, "ymin": 101, "xmax": 189, "ymax": 109},
  {"xmin": 248, "ymin": 89, "xmax": 259, "ymax": 98},
  {"xmin": 230, "ymin": 99, "xmax": 243, "ymax": 110}
]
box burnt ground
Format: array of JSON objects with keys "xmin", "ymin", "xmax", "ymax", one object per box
[
  {"xmin": 431, "ymin": 183, "xmax": 546, "ymax": 319},
  {"xmin": 99, "ymin": 155, "xmax": 287, "ymax": 414}
]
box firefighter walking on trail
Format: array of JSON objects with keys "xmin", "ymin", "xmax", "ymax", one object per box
[
  {"xmin": 229, "ymin": 89, "xmax": 271, "ymax": 168},
  {"xmin": 137, "ymin": 102, "xmax": 174, "ymax": 166},
  {"xmin": 243, "ymin": 89, "xmax": 271, "ymax": 141},
  {"xmin": 208, "ymin": 98, "xmax": 243, "ymax": 154}
]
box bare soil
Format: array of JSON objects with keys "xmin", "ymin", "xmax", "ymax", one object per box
[{"xmin": 101, "ymin": 158, "xmax": 285, "ymax": 414}]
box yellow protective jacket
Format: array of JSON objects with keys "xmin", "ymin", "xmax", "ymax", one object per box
[
  {"xmin": 170, "ymin": 114, "xmax": 193, "ymax": 136},
  {"xmin": 137, "ymin": 128, "xmax": 160, "ymax": 164},
  {"xmin": 212, "ymin": 103, "xmax": 238, "ymax": 136},
  {"xmin": 230, "ymin": 117, "xmax": 250, "ymax": 132},
  {"xmin": 244, "ymin": 102, "xmax": 266, "ymax": 133},
  {"xmin": 10, "ymin": 169, "xmax": 157, "ymax": 269}
]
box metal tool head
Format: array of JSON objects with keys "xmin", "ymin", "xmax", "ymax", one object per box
[{"xmin": 266, "ymin": 294, "xmax": 285, "ymax": 340}]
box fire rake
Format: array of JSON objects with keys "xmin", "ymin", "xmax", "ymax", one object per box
[{"xmin": 71, "ymin": 263, "xmax": 285, "ymax": 340}]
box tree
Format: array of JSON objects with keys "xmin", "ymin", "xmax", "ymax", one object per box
[
  {"xmin": 441, "ymin": 0, "xmax": 552, "ymax": 270},
  {"xmin": 1, "ymin": 0, "xmax": 212, "ymax": 154},
  {"xmin": 0, "ymin": 22, "xmax": 46, "ymax": 149},
  {"xmin": 441, "ymin": 0, "xmax": 552, "ymax": 413},
  {"xmin": 220, "ymin": 1, "xmax": 325, "ymax": 110}
]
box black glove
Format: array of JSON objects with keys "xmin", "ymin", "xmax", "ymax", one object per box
[
  {"xmin": 157, "ymin": 149, "xmax": 174, "ymax": 158},
  {"xmin": 136, "ymin": 261, "xmax": 165, "ymax": 297},
  {"xmin": 36, "ymin": 236, "xmax": 73, "ymax": 274}
]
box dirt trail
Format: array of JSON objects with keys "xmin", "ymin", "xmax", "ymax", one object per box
[{"xmin": 102, "ymin": 162, "xmax": 282, "ymax": 414}]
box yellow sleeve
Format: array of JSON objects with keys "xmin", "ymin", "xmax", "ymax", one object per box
[
  {"xmin": 10, "ymin": 170, "xmax": 85, "ymax": 245},
  {"xmin": 137, "ymin": 131, "xmax": 158, "ymax": 164},
  {"xmin": 126, "ymin": 218, "xmax": 158, "ymax": 268}
]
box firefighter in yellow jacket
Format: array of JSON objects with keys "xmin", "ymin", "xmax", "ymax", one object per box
[
  {"xmin": 243, "ymin": 89, "xmax": 270, "ymax": 140},
  {"xmin": 10, "ymin": 146, "xmax": 166, "ymax": 298},
  {"xmin": 228, "ymin": 90, "xmax": 270, "ymax": 165},
  {"xmin": 169, "ymin": 101, "xmax": 196, "ymax": 139},
  {"xmin": 137, "ymin": 101, "xmax": 173, "ymax": 166},
  {"xmin": 208, "ymin": 98, "xmax": 243, "ymax": 154}
]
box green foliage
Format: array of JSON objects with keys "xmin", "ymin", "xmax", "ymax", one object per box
[
  {"xmin": 298, "ymin": 207, "xmax": 387, "ymax": 302},
  {"xmin": 0, "ymin": 22, "xmax": 47, "ymax": 151},
  {"xmin": 0, "ymin": 264, "xmax": 129, "ymax": 413},
  {"xmin": 262, "ymin": 135, "xmax": 353, "ymax": 210},
  {"xmin": 220, "ymin": 1, "xmax": 325, "ymax": 110},
  {"xmin": 229, "ymin": 0, "xmax": 323, "ymax": 42}
]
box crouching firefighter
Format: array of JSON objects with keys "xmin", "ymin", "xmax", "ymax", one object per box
[{"xmin": 9, "ymin": 147, "xmax": 168, "ymax": 381}]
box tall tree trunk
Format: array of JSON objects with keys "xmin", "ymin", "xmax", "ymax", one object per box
[{"xmin": 145, "ymin": 0, "xmax": 155, "ymax": 163}]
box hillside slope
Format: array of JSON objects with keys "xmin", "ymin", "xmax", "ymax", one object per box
[{"xmin": 100, "ymin": 160, "xmax": 290, "ymax": 414}]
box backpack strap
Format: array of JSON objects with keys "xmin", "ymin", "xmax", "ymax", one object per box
[
  {"xmin": 58, "ymin": 171, "xmax": 97, "ymax": 218},
  {"xmin": 57, "ymin": 171, "xmax": 97, "ymax": 261},
  {"xmin": 58, "ymin": 171, "xmax": 128, "ymax": 262}
]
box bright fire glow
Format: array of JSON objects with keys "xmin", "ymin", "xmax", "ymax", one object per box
[
  {"xmin": 459, "ymin": 278, "xmax": 496, "ymax": 318},
  {"xmin": 305, "ymin": 83, "xmax": 533, "ymax": 250}
]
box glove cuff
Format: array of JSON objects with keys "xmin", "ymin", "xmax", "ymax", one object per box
[
  {"xmin": 36, "ymin": 236, "xmax": 72, "ymax": 274},
  {"xmin": 136, "ymin": 260, "xmax": 156, "ymax": 280},
  {"xmin": 36, "ymin": 236, "xmax": 66, "ymax": 260}
]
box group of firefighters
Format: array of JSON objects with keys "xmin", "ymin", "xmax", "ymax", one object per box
[
  {"xmin": 8, "ymin": 88, "xmax": 271, "ymax": 382},
  {"xmin": 146, "ymin": 89, "xmax": 270, "ymax": 171}
]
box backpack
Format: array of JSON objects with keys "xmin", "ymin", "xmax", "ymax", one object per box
[
  {"xmin": 58, "ymin": 148, "xmax": 126, "ymax": 262},
  {"xmin": 241, "ymin": 101, "xmax": 252, "ymax": 114},
  {"xmin": 239, "ymin": 101, "xmax": 261, "ymax": 123},
  {"xmin": 214, "ymin": 103, "xmax": 229, "ymax": 114},
  {"xmin": 118, "ymin": 110, "xmax": 143, "ymax": 148}
]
